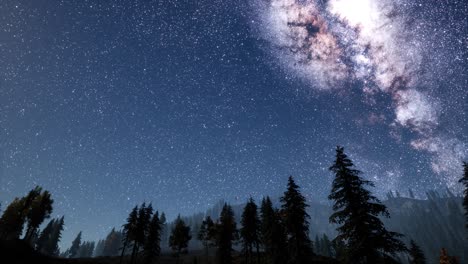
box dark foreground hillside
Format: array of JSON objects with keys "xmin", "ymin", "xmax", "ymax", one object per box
[
  {"xmin": 0, "ymin": 239, "xmax": 54, "ymax": 264},
  {"xmin": 0, "ymin": 239, "xmax": 338, "ymax": 264}
]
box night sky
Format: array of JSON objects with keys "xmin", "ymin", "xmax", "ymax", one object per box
[{"xmin": 0, "ymin": 0, "xmax": 467, "ymax": 247}]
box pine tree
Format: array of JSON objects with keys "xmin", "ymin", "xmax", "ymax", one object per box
[
  {"xmin": 280, "ymin": 176, "xmax": 313, "ymax": 263},
  {"xmin": 69, "ymin": 231, "xmax": 82, "ymax": 258},
  {"xmin": 198, "ymin": 216, "xmax": 215, "ymax": 259},
  {"xmin": 36, "ymin": 218, "xmax": 56, "ymax": 252},
  {"xmin": 0, "ymin": 186, "xmax": 53, "ymax": 241},
  {"xmin": 121, "ymin": 205, "xmax": 139, "ymax": 263},
  {"xmin": 331, "ymin": 238, "xmax": 347, "ymax": 261},
  {"xmin": 240, "ymin": 197, "xmax": 260, "ymax": 264},
  {"xmin": 315, "ymin": 235, "xmax": 321, "ymax": 254},
  {"xmin": 328, "ymin": 146, "xmax": 406, "ymax": 263},
  {"xmin": 459, "ymin": 162, "xmax": 468, "ymax": 229},
  {"xmin": 408, "ymin": 240, "xmax": 426, "ymax": 264},
  {"xmin": 215, "ymin": 203, "xmax": 238, "ymax": 264},
  {"xmin": 40, "ymin": 216, "xmax": 64, "ymax": 256},
  {"xmin": 28, "ymin": 229, "xmax": 40, "ymax": 248},
  {"xmin": 50, "ymin": 216, "xmax": 65, "ymax": 256},
  {"xmin": 131, "ymin": 203, "xmax": 145, "ymax": 263},
  {"xmin": 24, "ymin": 189, "xmax": 53, "ymax": 242},
  {"xmin": 0, "ymin": 198, "xmax": 26, "ymax": 240},
  {"xmin": 61, "ymin": 248, "xmax": 71, "ymax": 258},
  {"xmin": 77, "ymin": 241, "xmax": 95, "ymax": 257},
  {"xmin": 169, "ymin": 215, "xmax": 192, "ymax": 263},
  {"xmin": 160, "ymin": 212, "xmax": 167, "ymax": 249},
  {"xmin": 260, "ymin": 196, "xmax": 288, "ymax": 264},
  {"xmin": 103, "ymin": 228, "xmax": 123, "ymax": 256},
  {"xmin": 321, "ymin": 234, "xmax": 333, "ymax": 257},
  {"xmin": 143, "ymin": 211, "xmax": 162, "ymax": 264},
  {"xmin": 129, "ymin": 203, "xmax": 153, "ymax": 263},
  {"xmin": 94, "ymin": 239, "xmax": 105, "ymax": 257}
]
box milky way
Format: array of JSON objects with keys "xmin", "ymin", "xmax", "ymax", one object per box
[{"xmin": 254, "ymin": 0, "xmax": 467, "ymax": 187}]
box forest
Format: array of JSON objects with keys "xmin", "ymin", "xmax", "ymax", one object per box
[{"xmin": 0, "ymin": 147, "xmax": 467, "ymax": 264}]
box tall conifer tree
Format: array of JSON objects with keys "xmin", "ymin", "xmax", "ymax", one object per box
[
  {"xmin": 280, "ymin": 176, "xmax": 313, "ymax": 264},
  {"xmin": 36, "ymin": 218, "xmax": 55, "ymax": 252},
  {"xmin": 216, "ymin": 203, "xmax": 238, "ymax": 264},
  {"xmin": 198, "ymin": 216, "xmax": 215, "ymax": 259},
  {"xmin": 240, "ymin": 198, "xmax": 261, "ymax": 264},
  {"xmin": 328, "ymin": 146, "xmax": 406, "ymax": 263},
  {"xmin": 69, "ymin": 231, "xmax": 82, "ymax": 258},
  {"xmin": 24, "ymin": 189, "xmax": 53, "ymax": 242},
  {"xmin": 143, "ymin": 211, "xmax": 162, "ymax": 264},
  {"xmin": 103, "ymin": 228, "xmax": 123, "ymax": 256},
  {"xmin": 169, "ymin": 215, "xmax": 192, "ymax": 263},
  {"xmin": 40, "ymin": 216, "xmax": 64, "ymax": 256},
  {"xmin": 120, "ymin": 205, "xmax": 138, "ymax": 263},
  {"xmin": 260, "ymin": 196, "xmax": 288, "ymax": 264},
  {"xmin": 0, "ymin": 198, "xmax": 26, "ymax": 240}
]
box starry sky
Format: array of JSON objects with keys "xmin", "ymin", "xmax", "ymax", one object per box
[{"xmin": 0, "ymin": 0, "xmax": 467, "ymax": 246}]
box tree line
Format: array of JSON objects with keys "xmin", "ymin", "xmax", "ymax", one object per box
[
  {"xmin": 0, "ymin": 186, "xmax": 66, "ymax": 256},
  {"xmin": 100, "ymin": 147, "xmax": 468, "ymax": 264},
  {"xmin": 0, "ymin": 146, "xmax": 467, "ymax": 264}
]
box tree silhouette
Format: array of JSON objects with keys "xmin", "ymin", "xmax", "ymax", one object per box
[
  {"xmin": 328, "ymin": 146, "xmax": 406, "ymax": 263},
  {"xmin": 215, "ymin": 203, "xmax": 238, "ymax": 264},
  {"xmin": 198, "ymin": 216, "xmax": 215, "ymax": 260},
  {"xmin": 331, "ymin": 238, "xmax": 347, "ymax": 261},
  {"xmin": 315, "ymin": 234, "xmax": 333, "ymax": 257},
  {"xmin": 51, "ymin": 216, "xmax": 65, "ymax": 256},
  {"xmin": 323, "ymin": 234, "xmax": 333, "ymax": 257},
  {"xmin": 280, "ymin": 176, "xmax": 313, "ymax": 263},
  {"xmin": 131, "ymin": 203, "xmax": 152, "ymax": 263},
  {"xmin": 103, "ymin": 228, "xmax": 123, "ymax": 256},
  {"xmin": 0, "ymin": 186, "xmax": 53, "ymax": 242},
  {"xmin": 94, "ymin": 239, "xmax": 105, "ymax": 257},
  {"xmin": 169, "ymin": 215, "xmax": 192, "ymax": 263},
  {"xmin": 408, "ymin": 240, "xmax": 426, "ymax": 264},
  {"xmin": 260, "ymin": 196, "xmax": 288, "ymax": 264},
  {"xmin": 38, "ymin": 216, "xmax": 64, "ymax": 256},
  {"xmin": 459, "ymin": 162, "xmax": 468, "ymax": 229},
  {"xmin": 24, "ymin": 188, "xmax": 54, "ymax": 242},
  {"xmin": 36, "ymin": 218, "xmax": 55, "ymax": 252},
  {"xmin": 0, "ymin": 198, "xmax": 26, "ymax": 240},
  {"xmin": 121, "ymin": 205, "xmax": 138, "ymax": 263},
  {"xmin": 240, "ymin": 197, "xmax": 260, "ymax": 264},
  {"xmin": 143, "ymin": 211, "xmax": 162, "ymax": 264},
  {"xmin": 69, "ymin": 231, "xmax": 82, "ymax": 258},
  {"xmin": 78, "ymin": 241, "xmax": 95, "ymax": 257},
  {"xmin": 160, "ymin": 212, "xmax": 167, "ymax": 249}
]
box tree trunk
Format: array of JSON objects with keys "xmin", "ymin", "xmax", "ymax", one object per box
[
  {"xmin": 131, "ymin": 242, "xmax": 138, "ymax": 264},
  {"xmin": 119, "ymin": 239, "xmax": 128, "ymax": 264}
]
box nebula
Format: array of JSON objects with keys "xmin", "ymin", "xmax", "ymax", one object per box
[
  {"xmin": 256, "ymin": 0, "xmax": 421, "ymax": 91},
  {"xmin": 393, "ymin": 89, "xmax": 439, "ymax": 133},
  {"xmin": 254, "ymin": 0, "xmax": 466, "ymax": 187},
  {"xmin": 258, "ymin": 0, "xmax": 349, "ymax": 89}
]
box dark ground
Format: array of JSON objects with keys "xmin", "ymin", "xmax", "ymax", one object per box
[{"xmin": 0, "ymin": 239, "xmax": 339, "ymax": 264}]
